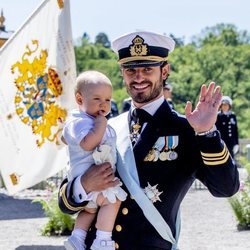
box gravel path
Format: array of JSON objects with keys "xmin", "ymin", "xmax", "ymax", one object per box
[
  {"xmin": 178, "ymin": 189, "xmax": 250, "ymax": 250},
  {"xmin": 0, "ymin": 185, "xmax": 249, "ymax": 250}
]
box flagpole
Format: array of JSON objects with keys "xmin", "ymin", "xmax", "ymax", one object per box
[{"xmin": 0, "ymin": 0, "xmax": 49, "ymax": 55}]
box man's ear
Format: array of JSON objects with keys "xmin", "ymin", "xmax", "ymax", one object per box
[
  {"xmin": 162, "ymin": 64, "xmax": 170, "ymax": 80},
  {"xmin": 75, "ymin": 92, "xmax": 83, "ymax": 105}
]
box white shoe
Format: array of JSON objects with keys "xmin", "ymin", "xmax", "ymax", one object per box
[
  {"xmin": 64, "ymin": 235, "xmax": 86, "ymax": 250},
  {"xmin": 90, "ymin": 239, "xmax": 115, "ymax": 250}
]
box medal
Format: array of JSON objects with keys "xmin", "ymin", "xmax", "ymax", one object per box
[
  {"xmin": 159, "ymin": 150, "xmax": 168, "ymax": 161},
  {"xmin": 169, "ymin": 151, "xmax": 178, "ymax": 160},
  {"xmin": 151, "ymin": 138, "xmax": 165, "ymax": 162},
  {"xmin": 130, "ymin": 122, "xmax": 141, "ymax": 145},
  {"xmin": 169, "ymin": 136, "xmax": 179, "ymax": 160},
  {"xmin": 132, "ymin": 123, "xmax": 141, "ymax": 130},
  {"xmin": 159, "ymin": 136, "xmax": 169, "ymax": 161},
  {"xmin": 144, "ymin": 149, "xmax": 155, "ymax": 161},
  {"xmin": 153, "ymin": 149, "xmax": 160, "ymax": 162},
  {"xmin": 144, "ymin": 182, "xmax": 163, "ymax": 203}
]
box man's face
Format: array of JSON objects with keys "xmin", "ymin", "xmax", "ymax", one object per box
[{"xmin": 121, "ymin": 64, "xmax": 170, "ymax": 106}]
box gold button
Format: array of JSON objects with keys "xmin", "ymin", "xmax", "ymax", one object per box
[
  {"xmin": 115, "ymin": 225, "xmax": 122, "ymax": 232},
  {"xmin": 122, "ymin": 207, "xmax": 128, "ymax": 215},
  {"xmin": 115, "ymin": 242, "xmax": 119, "ymax": 249}
]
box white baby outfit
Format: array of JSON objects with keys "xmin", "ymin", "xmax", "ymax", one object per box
[{"xmin": 62, "ymin": 109, "xmax": 127, "ymax": 205}]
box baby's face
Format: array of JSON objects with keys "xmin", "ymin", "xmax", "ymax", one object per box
[{"xmin": 81, "ymin": 83, "xmax": 112, "ymax": 117}]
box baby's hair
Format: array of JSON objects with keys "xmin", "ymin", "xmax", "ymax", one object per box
[{"xmin": 75, "ymin": 70, "xmax": 112, "ymax": 94}]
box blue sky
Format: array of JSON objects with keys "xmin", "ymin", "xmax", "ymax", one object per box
[{"xmin": 0, "ymin": 0, "xmax": 249, "ymax": 43}]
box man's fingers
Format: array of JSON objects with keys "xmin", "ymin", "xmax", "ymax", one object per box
[
  {"xmin": 83, "ymin": 162, "xmax": 118, "ymax": 191},
  {"xmin": 185, "ymin": 101, "xmax": 192, "ymax": 117},
  {"xmin": 112, "ymin": 178, "xmax": 121, "ymax": 187},
  {"xmin": 204, "ymin": 82, "xmax": 215, "ymax": 102},
  {"xmin": 92, "ymin": 162, "xmax": 112, "ymax": 176},
  {"xmin": 99, "ymin": 163, "xmax": 114, "ymax": 178},
  {"xmin": 212, "ymin": 86, "xmax": 222, "ymax": 102},
  {"xmin": 104, "ymin": 177, "xmax": 120, "ymax": 189},
  {"xmin": 199, "ymin": 82, "xmax": 217, "ymax": 103},
  {"xmin": 199, "ymin": 84, "xmax": 207, "ymax": 102},
  {"xmin": 210, "ymin": 85, "xmax": 222, "ymax": 108}
]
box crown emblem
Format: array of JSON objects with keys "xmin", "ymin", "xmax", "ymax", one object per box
[
  {"xmin": 129, "ymin": 35, "xmax": 148, "ymax": 56},
  {"xmin": 57, "ymin": 0, "xmax": 64, "ymax": 9},
  {"xmin": 9, "ymin": 173, "xmax": 20, "ymax": 185}
]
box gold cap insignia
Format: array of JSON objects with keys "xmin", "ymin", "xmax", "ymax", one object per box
[{"xmin": 129, "ymin": 35, "xmax": 148, "ymax": 56}]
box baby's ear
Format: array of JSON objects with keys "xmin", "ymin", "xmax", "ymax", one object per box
[{"xmin": 75, "ymin": 92, "xmax": 83, "ymax": 105}]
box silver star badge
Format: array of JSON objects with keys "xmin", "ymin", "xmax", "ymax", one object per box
[{"xmin": 144, "ymin": 182, "xmax": 163, "ymax": 203}]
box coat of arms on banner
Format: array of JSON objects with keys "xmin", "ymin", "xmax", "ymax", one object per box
[{"xmin": 11, "ymin": 40, "xmax": 67, "ymax": 147}]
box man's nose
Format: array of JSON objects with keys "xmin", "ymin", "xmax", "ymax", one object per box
[{"xmin": 134, "ymin": 70, "xmax": 144, "ymax": 82}]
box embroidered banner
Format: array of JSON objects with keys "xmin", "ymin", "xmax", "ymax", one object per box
[{"xmin": 0, "ymin": 0, "xmax": 76, "ymax": 194}]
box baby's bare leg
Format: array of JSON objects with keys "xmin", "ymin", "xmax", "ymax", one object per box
[
  {"xmin": 64, "ymin": 209, "xmax": 96, "ymax": 249},
  {"xmin": 95, "ymin": 193, "xmax": 121, "ymax": 231},
  {"xmin": 74, "ymin": 209, "xmax": 96, "ymax": 231}
]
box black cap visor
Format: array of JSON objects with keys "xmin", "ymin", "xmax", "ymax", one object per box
[{"xmin": 121, "ymin": 60, "xmax": 165, "ymax": 69}]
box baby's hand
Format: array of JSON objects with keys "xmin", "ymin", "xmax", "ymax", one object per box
[{"xmin": 95, "ymin": 111, "xmax": 107, "ymax": 128}]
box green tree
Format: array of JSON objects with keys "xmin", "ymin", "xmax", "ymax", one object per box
[
  {"xmin": 74, "ymin": 24, "xmax": 250, "ymax": 136},
  {"xmin": 192, "ymin": 23, "xmax": 250, "ymax": 48},
  {"xmin": 170, "ymin": 26, "xmax": 250, "ymax": 138},
  {"xmin": 169, "ymin": 33, "xmax": 185, "ymax": 48},
  {"xmin": 74, "ymin": 37, "xmax": 126, "ymax": 110},
  {"xmin": 95, "ymin": 32, "xmax": 111, "ymax": 48}
]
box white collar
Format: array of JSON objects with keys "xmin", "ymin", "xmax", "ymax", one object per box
[{"xmin": 131, "ymin": 96, "xmax": 164, "ymax": 116}]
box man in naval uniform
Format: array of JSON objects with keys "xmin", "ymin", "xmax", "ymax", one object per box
[
  {"xmin": 58, "ymin": 31, "xmax": 240, "ymax": 250},
  {"xmin": 216, "ymin": 96, "xmax": 239, "ymax": 158}
]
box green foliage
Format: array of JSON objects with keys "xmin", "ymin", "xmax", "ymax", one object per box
[
  {"xmin": 95, "ymin": 32, "xmax": 111, "ymax": 48},
  {"xmin": 169, "ymin": 40, "xmax": 250, "ymax": 138},
  {"xmin": 33, "ymin": 181, "xmax": 74, "ymax": 236},
  {"xmin": 229, "ymin": 174, "xmax": 250, "ymax": 229},
  {"xmin": 74, "ymin": 25, "xmax": 250, "ymax": 136},
  {"xmin": 74, "ymin": 36, "xmax": 125, "ymax": 110},
  {"xmin": 169, "ymin": 33, "xmax": 185, "ymax": 48},
  {"xmin": 192, "ymin": 23, "xmax": 250, "ymax": 48}
]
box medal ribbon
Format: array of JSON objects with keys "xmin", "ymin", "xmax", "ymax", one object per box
[
  {"xmin": 168, "ymin": 136, "xmax": 173, "ymax": 150},
  {"xmin": 160, "ymin": 136, "xmax": 169, "ymax": 152},
  {"xmin": 171, "ymin": 136, "xmax": 179, "ymax": 150}
]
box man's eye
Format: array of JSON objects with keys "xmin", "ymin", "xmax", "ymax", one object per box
[
  {"xmin": 144, "ymin": 67, "xmax": 152, "ymax": 72},
  {"xmin": 126, "ymin": 69, "xmax": 135, "ymax": 74}
]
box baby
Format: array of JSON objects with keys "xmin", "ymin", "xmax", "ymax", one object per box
[{"xmin": 62, "ymin": 71, "xmax": 127, "ymax": 250}]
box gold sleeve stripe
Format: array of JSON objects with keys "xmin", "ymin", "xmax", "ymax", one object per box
[
  {"xmin": 60, "ymin": 183, "xmax": 85, "ymax": 212},
  {"xmin": 202, "ymin": 151, "xmax": 230, "ymax": 166},
  {"xmin": 200, "ymin": 145, "xmax": 227, "ymax": 158},
  {"xmin": 201, "ymin": 148, "xmax": 228, "ymax": 161}
]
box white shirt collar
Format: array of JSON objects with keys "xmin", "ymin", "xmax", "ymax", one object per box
[{"xmin": 131, "ymin": 96, "xmax": 165, "ymax": 116}]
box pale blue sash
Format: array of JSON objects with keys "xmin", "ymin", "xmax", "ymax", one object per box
[{"xmin": 109, "ymin": 113, "xmax": 176, "ymax": 245}]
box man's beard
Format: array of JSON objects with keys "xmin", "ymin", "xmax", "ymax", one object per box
[{"xmin": 126, "ymin": 78, "xmax": 163, "ymax": 104}]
